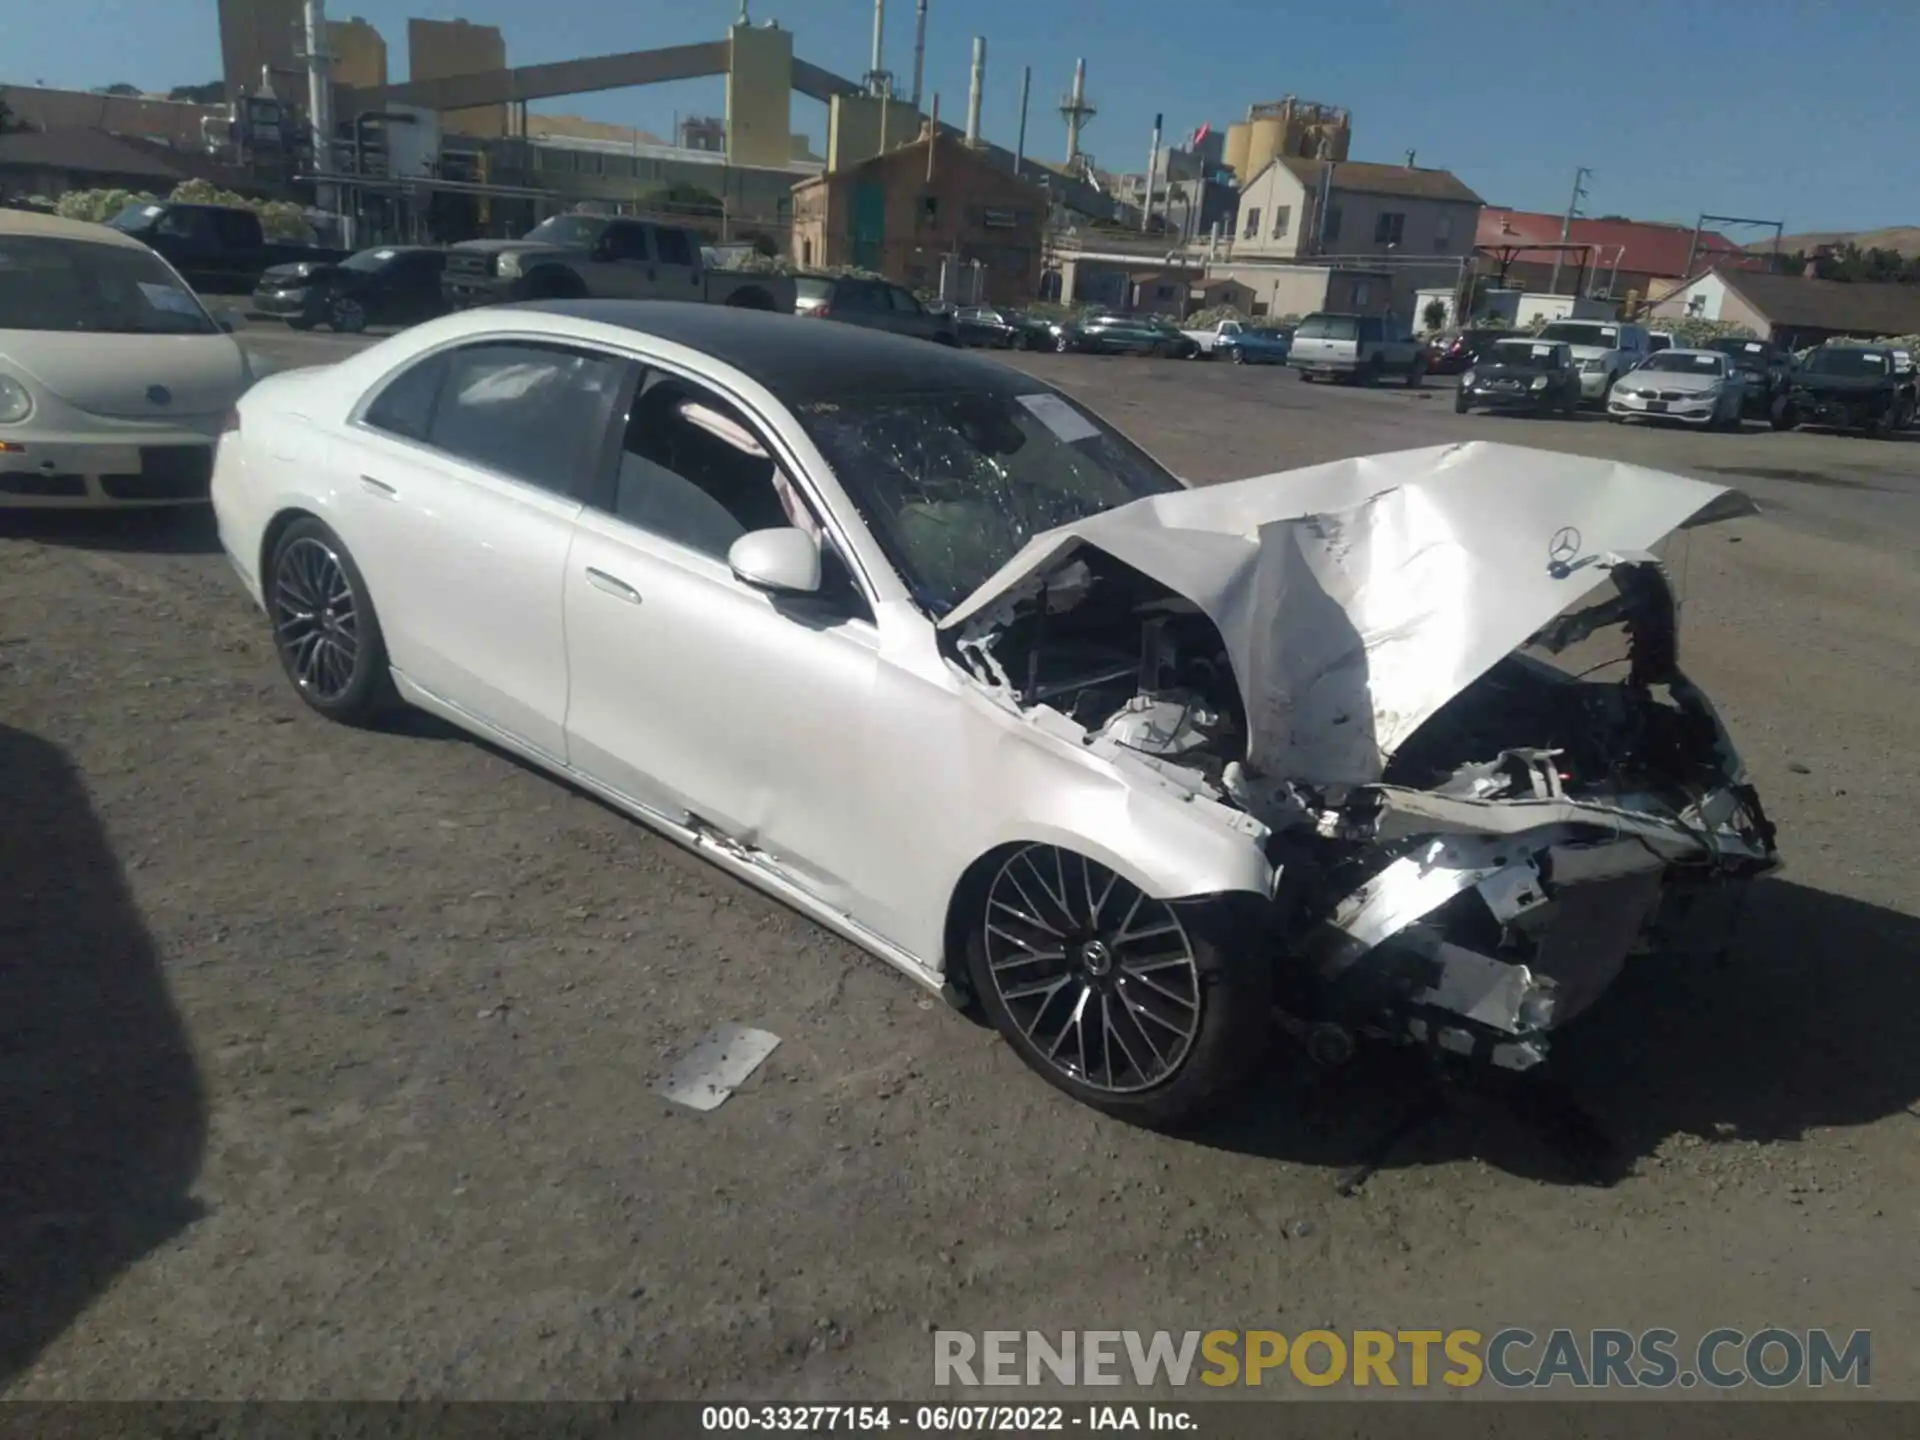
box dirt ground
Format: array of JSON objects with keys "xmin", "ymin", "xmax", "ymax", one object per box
[{"xmin": 3, "ymin": 334, "xmax": 1917, "ymax": 1401}]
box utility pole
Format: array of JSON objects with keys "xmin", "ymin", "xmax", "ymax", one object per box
[
  {"xmin": 1547, "ymin": 166, "xmax": 1591, "ymax": 297},
  {"xmin": 1014, "ymin": 65, "xmax": 1031, "ymax": 177}
]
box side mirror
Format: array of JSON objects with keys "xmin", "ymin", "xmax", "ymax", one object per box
[{"xmin": 728, "ymin": 527, "xmax": 822, "ymax": 596}]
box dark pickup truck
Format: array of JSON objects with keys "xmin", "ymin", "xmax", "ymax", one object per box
[
  {"xmin": 106, "ymin": 201, "xmax": 348, "ymax": 295},
  {"xmin": 1773, "ymin": 344, "xmax": 1918, "ymax": 437},
  {"xmin": 442, "ymin": 214, "xmax": 795, "ymax": 313}
]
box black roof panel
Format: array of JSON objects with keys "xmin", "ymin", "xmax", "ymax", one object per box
[{"xmin": 506, "ymin": 299, "xmax": 1028, "ymax": 401}]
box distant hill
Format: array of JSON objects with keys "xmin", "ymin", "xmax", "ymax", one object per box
[{"xmin": 1752, "ymin": 227, "xmax": 1920, "ymax": 257}]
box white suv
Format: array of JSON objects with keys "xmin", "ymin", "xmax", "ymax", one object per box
[{"xmin": 1534, "ymin": 319, "xmax": 1653, "ymax": 404}]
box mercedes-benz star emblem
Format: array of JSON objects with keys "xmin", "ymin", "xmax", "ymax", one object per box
[
  {"xmin": 146, "ymin": 384, "xmax": 172, "ymax": 406},
  {"xmin": 1547, "ymin": 525, "xmax": 1582, "ymax": 577}
]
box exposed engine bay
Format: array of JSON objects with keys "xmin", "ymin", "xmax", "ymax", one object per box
[{"xmin": 949, "ymin": 538, "xmax": 1780, "ymax": 1074}]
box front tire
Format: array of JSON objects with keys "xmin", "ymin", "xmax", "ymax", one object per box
[
  {"xmin": 965, "ymin": 844, "xmax": 1271, "ymax": 1128},
  {"xmin": 1453, "ymin": 387, "xmax": 1470, "ymax": 415},
  {"xmin": 1404, "ymin": 358, "xmax": 1426, "ymax": 388},
  {"xmin": 268, "ymin": 518, "xmax": 398, "ymax": 727},
  {"xmin": 328, "ymin": 296, "xmax": 368, "ymax": 333}
]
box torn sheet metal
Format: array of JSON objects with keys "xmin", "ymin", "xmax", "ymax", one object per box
[
  {"xmin": 938, "ymin": 440, "xmax": 1757, "ymax": 786},
  {"xmin": 656, "ymin": 1023, "xmax": 781, "ymax": 1111}
]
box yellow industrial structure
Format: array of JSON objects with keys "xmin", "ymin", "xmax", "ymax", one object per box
[
  {"xmin": 1223, "ymin": 97, "xmax": 1351, "ymax": 183},
  {"xmin": 328, "ymin": 16, "xmax": 388, "ymax": 90},
  {"xmin": 407, "ymin": 17, "xmax": 509, "ymax": 137},
  {"xmin": 723, "ymin": 20, "xmax": 794, "ymax": 170}
]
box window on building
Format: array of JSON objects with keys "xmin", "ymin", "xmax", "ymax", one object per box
[
  {"xmin": 1242, "ymin": 206, "xmax": 1261, "ymax": 239},
  {"xmin": 920, "ymin": 194, "xmax": 940, "ymax": 223},
  {"xmin": 1374, "ymin": 212, "xmax": 1405, "ymax": 246},
  {"xmin": 1271, "ymin": 205, "xmax": 1291, "ymax": 239},
  {"xmin": 1435, "ymin": 213, "xmax": 1453, "ymax": 243},
  {"xmin": 1250, "ymin": 300, "xmax": 1269, "ymax": 317},
  {"xmin": 1353, "ymin": 280, "xmax": 1372, "ymax": 307},
  {"xmin": 802, "ymin": 238, "xmax": 814, "ymax": 266},
  {"xmin": 1323, "ymin": 206, "xmax": 1342, "ymax": 242}
]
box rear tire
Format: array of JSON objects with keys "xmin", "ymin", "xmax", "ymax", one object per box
[
  {"xmin": 1230, "ymin": 347, "xmax": 1246, "ymax": 365},
  {"xmin": 1770, "ymin": 401, "xmax": 1799, "ymax": 432},
  {"xmin": 964, "ymin": 844, "xmax": 1271, "ymax": 1129},
  {"xmin": 267, "ymin": 518, "xmax": 398, "ymax": 728},
  {"xmin": 285, "ymin": 316, "xmax": 316, "ymax": 332},
  {"xmin": 1404, "ymin": 359, "xmax": 1426, "ymax": 388}
]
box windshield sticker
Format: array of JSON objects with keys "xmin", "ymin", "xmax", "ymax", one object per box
[
  {"xmin": 137, "ymin": 282, "xmax": 203, "ymax": 317},
  {"xmin": 1861, "ymin": 352, "xmax": 1883, "ymax": 362},
  {"xmin": 1017, "ymin": 392, "xmax": 1101, "ymax": 444}
]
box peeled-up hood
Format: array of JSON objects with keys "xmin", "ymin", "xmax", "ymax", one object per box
[{"xmin": 941, "ymin": 440, "xmax": 1756, "ymax": 786}]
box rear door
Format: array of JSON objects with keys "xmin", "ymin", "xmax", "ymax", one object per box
[
  {"xmin": 883, "ymin": 284, "xmax": 939, "ymax": 340},
  {"xmin": 340, "ymin": 337, "xmax": 630, "ymax": 759}
]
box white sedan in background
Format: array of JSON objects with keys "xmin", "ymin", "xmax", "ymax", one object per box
[
  {"xmin": 1607, "ymin": 348, "xmax": 1745, "ymax": 429},
  {"xmin": 0, "ymin": 209, "xmax": 252, "ymax": 508},
  {"xmin": 212, "ymin": 301, "xmax": 1777, "ymax": 1127}
]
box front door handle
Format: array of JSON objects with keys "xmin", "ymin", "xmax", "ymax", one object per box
[
  {"xmin": 360, "ymin": 474, "xmax": 397, "ymax": 499},
  {"xmin": 585, "ymin": 567, "xmax": 642, "ymax": 604}
]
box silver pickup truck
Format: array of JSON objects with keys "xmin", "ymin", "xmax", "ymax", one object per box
[{"xmin": 442, "ymin": 213, "xmax": 796, "ymax": 313}]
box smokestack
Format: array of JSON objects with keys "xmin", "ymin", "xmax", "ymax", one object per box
[
  {"xmin": 869, "ymin": 0, "xmax": 887, "ymax": 95},
  {"xmin": 1015, "ymin": 65, "xmax": 1031, "ymax": 175},
  {"xmin": 965, "ymin": 36, "xmax": 986, "ymax": 147},
  {"xmin": 1141, "ymin": 111, "xmax": 1161, "ymax": 233},
  {"xmin": 911, "ymin": 0, "xmax": 928, "ymax": 108},
  {"xmin": 301, "ymin": 0, "xmax": 337, "ymax": 226},
  {"xmin": 1066, "ymin": 58, "xmax": 1086, "ymax": 161}
]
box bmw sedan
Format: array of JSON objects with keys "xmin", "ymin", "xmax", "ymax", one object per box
[
  {"xmin": 1, "ymin": 209, "xmax": 252, "ymax": 508},
  {"xmin": 213, "ymin": 301, "xmax": 1777, "ymax": 1126},
  {"xmin": 1607, "ymin": 348, "xmax": 1744, "ymax": 429}
]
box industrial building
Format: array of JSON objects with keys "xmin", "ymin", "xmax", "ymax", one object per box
[{"xmin": 790, "ymin": 124, "xmax": 1044, "ymax": 302}]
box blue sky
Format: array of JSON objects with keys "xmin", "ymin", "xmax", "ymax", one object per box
[{"xmin": 13, "ymin": 0, "xmax": 1915, "ymax": 233}]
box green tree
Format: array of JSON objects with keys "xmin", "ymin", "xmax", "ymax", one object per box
[{"xmin": 1421, "ymin": 297, "xmax": 1448, "ymax": 332}]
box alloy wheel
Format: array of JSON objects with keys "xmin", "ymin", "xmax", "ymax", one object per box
[
  {"xmin": 982, "ymin": 844, "xmax": 1201, "ymax": 1094},
  {"xmin": 273, "ymin": 536, "xmax": 360, "ymax": 703}
]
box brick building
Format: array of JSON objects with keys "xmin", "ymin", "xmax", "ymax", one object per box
[{"xmin": 789, "ymin": 126, "xmax": 1044, "ymax": 304}]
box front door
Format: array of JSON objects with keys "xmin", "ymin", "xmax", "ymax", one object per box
[
  {"xmin": 561, "ymin": 370, "xmax": 885, "ymax": 916},
  {"xmin": 340, "ymin": 337, "xmax": 630, "ymax": 759}
]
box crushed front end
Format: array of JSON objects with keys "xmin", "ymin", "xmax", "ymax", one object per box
[{"xmin": 939, "ymin": 441, "xmax": 1780, "ymax": 1078}]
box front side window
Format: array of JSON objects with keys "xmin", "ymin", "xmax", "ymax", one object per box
[
  {"xmin": 600, "ymin": 224, "xmax": 650, "ymax": 262},
  {"xmin": 365, "ymin": 342, "xmax": 626, "ymax": 498},
  {"xmin": 796, "ymin": 386, "xmax": 1182, "ymax": 616},
  {"xmin": 0, "ymin": 235, "xmax": 217, "ymax": 335}
]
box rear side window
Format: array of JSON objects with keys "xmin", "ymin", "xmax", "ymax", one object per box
[
  {"xmin": 365, "ymin": 343, "xmax": 628, "ymax": 499},
  {"xmin": 653, "ymin": 227, "xmax": 695, "ymax": 266},
  {"xmin": 887, "ymin": 287, "xmax": 922, "ymax": 313},
  {"xmin": 1359, "ymin": 318, "xmax": 1383, "ymax": 343},
  {"xmin": 794, "ymin": 276, "xmax": 833, "ymax": 303},
  {"xmin": 211, "ymin": 208, "xmax": 264, "ymax": 247},
  {"xmin": 364, "ymin": 355, "xmax": 447, "ymax": 442}
]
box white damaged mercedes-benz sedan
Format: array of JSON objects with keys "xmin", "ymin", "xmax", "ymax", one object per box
[
  {"xmin": 1, "ymin": 209, "xmax": 251, "ymax": 508},
  {"xmin": 212, "ymin": 301, "xmax": 1779, "ymax": 1127}
]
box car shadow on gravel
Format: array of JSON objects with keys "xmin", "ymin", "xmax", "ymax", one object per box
[
  {"xmin": 0, "ymin": 723, "xmax": 207, "ymax": 1386},
  {"xmin": 1195, "ymin": 876, "xmax": 1920, "ymax": 1187},
  {"xmin": 0, "ymin": 507, "xmax": 222, "ymax": 557}
]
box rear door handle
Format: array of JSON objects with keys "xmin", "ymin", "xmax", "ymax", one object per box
[
  {"xmin": 359, "ymin": 474, "xmax": 397, "ymax": 499},
  {"xmin": 585, "ymin": 567, "xmax": 642, "ymax": 604}
]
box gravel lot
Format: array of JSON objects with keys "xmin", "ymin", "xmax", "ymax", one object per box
[{"xmin": 3, "ymin": 325, "xmax": 1918, "ymax": 1400}]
